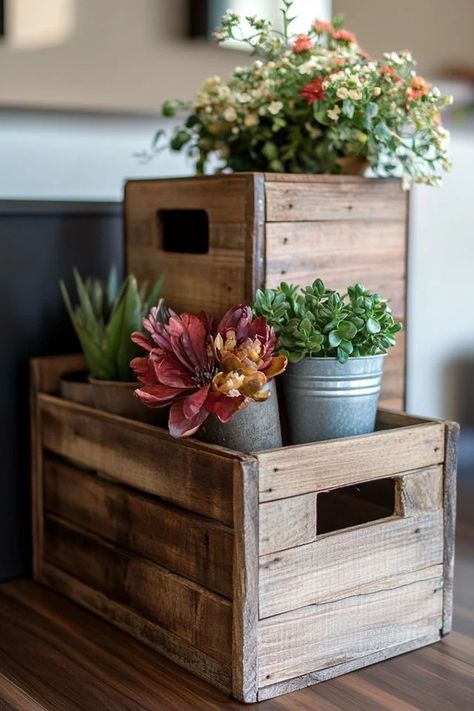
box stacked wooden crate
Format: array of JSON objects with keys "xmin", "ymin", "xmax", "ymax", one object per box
[
  {"xmin": 124, "ymin": 174, "xmax": 408, "ymax": 408},
  {"xmin": 31, "ymin": 355, "xmax": 458, "ymax": 703}
]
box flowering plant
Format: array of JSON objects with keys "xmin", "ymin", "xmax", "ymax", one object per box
[
  {"xmin": 130, "ymin": 304, "xmax": 287, "ymax": 437},
  {"xmin": 162, "ymin": 0, "xmax": 451, "ymax": 186}
]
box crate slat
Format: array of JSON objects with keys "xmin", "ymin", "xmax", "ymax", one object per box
[
  {"xmin": 259, "ymin": 511, "xmax": 443, "ymax": 618},
  {"xmin": 258, "ymin": 576, "xmax": 443, "ymax": 687},
  {"xmin": 39, "ymin": 394, "xmax": 236, "ymax": 525},
  {"xmin": 257, "ymin": 423, "xmax": 445, "ymax": 502},
  {"xmin": 259, "ymin": 494, "xmax": 317, "ymax": 557},
  {"xmin": 44, "ymin": 515, "xmax": 232, "ymax": 664},
  {"xmin": 264, "ymin": 177, "xmax": 407, "ymax": 222},
  {"xmin": 44, "ymin": 456, "xmax": 234, "ymax": 598}
]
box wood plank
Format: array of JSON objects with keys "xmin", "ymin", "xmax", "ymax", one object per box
[
  {"xmin": 258, "ymin": 423, "xmax": 445, "ymax": 502},
  {"xmin": 0, "ymin": 672, "xmax": 47, "ymax": 711},
  {"xmin": 232, "ymin": 460, "xmax": 259, "ymax": 703},
  {"xmin": 39, "ymin": 394, "xmax": 237, "ymax": 525},
  {"xmin": 443, "ymin": 421, "xmax": 459, "ymax": 635},
  {"xmin": 259, "ymin": 494, "xmax": 316, "ymax": 556},
  {"xmin": 396, "ymin": 466, "xmax": 444, "ymax": 516},
  {"xmin": 258, "ymin": 576, "xmax": 443, "ymax": 686},
  {"xmin": 30, "ymin": 354, "xmax": 86, "ymax": 395},
  {"xmin": 44, "ymin": 457, "xmax": 234, "ymax": 598},
  {"xmin": 265, "ymin": 177, "xmax": 407, "ymax": 222},
  {"xmin": 257, "ymin": 632, "xmax": 441, "ymax": 701},
  {"xmin": 376, "ymin": 409, "xmax": 435, "ymax": 429},
  {"xmin": 37, "ymin": 565, "xmax": 232, "ymax": 696},
  {"xmin": 259, "ymin": 512, "xmax": 444, "ymax": 618},
  {"xmin": 43, "ymin": 515, "xmax": 232, "ymax": 665},
  {"xmin": 265, "ymin": 220, "xmax": 406, "ymax": 317}
]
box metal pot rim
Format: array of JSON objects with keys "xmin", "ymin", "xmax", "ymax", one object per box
[{"xmin": 292, "ymin": 354, "xmax": 387, "ymax": 362}]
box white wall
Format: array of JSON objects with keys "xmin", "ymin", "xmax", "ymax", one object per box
[
  {"xmin": 407, "ymin": 130, "xmax": 474, "ymax": 419},
  {"xmin": 0, "ymin": 110, "xmax": 189, "ymax": 200}
]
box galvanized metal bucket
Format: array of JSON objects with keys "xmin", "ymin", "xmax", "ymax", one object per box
[
  {"xmin": 197, "ymin": 379, "xmax": 282, "ymax": 452},
  {"xmin": 281, "ymin": 355, "xmax": 386, "ymax": 444}
]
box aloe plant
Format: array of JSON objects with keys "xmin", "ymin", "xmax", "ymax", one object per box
[{"xmin": 60, "ymin": 267, "xmax": 163, "ymax": 381}]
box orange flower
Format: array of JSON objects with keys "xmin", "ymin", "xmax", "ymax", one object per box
[
  {"xmin": 407, "ymin": 75, "xmax": 430, "ymax": 101},
  {"xmin": 332, "ymin": 29, "xmax": 357, "ymax": 44},
  {"xmin": 314, "ymin": 20, "xmax": 333, "ymax": 33},
  {"xmin": 293, "ymin": 34, "xmax": 313, "ymax": 53}
]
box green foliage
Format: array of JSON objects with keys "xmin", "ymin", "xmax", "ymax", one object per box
[
  {"xmin": 60, "ymin": 267, "xmax": 163, "ymax": 381},
  {"xmin": 253, "ymin": 279, "xmax": 402, "ymax": 364}
]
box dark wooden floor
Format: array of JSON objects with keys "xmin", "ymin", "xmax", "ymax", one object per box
[{"xmin": 0, "ymin": 530, "xmax": 472, "ymax": 710}]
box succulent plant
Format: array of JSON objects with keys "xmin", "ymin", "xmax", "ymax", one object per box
[
  {"xmin": 131, "ymin": 304, "xmax": 287, "ymax": 438},
  {"xmin": 253, "ymin": 279, "xmax": 402, "ymax": 363},
  {"xmin": 60, "ymin": 267, "xmax": 163, "ymax": 381}
]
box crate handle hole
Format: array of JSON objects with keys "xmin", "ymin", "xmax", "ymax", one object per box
[
  {"xmin": 317, "ymin": 478, "xmax": 395, "ymax": 535},
  {"xmin": 158, "ymin": 209, "xmax": 209, "ymax": 254}
]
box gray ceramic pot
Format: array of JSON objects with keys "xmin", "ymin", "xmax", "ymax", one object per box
[
  {"xmin": 197, "ymin": 380, "xmax": 282, "ymax": 452},
  {"xmin": 60, "ymin": 370, "xmax": 93, "ymax": 406},
  {"xmin": 282, "ymin": 355, "xmax": 386, "ymax": 444},
  {"xmin": 89, "ymin": 378, "xmax": 169, "ymax": 427}
]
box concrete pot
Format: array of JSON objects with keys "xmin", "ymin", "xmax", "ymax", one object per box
[
  {"xmin": 89, "ymin": 378, "xmax": 169, "ymax": 427},
  {"xmin": 196, "ymin": 380, "xmax": 282, "ymax": 452},
  {"xmin": 282, "ymin": 355, "xmax": 386, "ymax": 444}
]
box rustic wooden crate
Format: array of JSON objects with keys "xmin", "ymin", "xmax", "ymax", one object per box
[
  {"xmin": 124, "ymin": 174, "xmax": 409, "ymax": 409},
  {"xmin": 31, "ymin": 355, "xmax": 457, "ymax": 704}
]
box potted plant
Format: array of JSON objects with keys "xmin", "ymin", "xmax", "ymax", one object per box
[
  {"xmin": 253, "ymin": 280, "xmax": 402, "ymax": 443},
  {"xmin": 160, "ymin": 1, "xmax": 451, "ymax": 185},
  {"xmin": 130, "ymin": 304, "xmax": 287, "ymax": 451},
  {"xmin": 60, "ymin": 267, "xmax": 164, "ymax": 422}
]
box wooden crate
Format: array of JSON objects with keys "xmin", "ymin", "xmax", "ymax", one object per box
[
  {"xmin": 124, "ymin": 174, "xmax": 409, "ymax": 409},
  {"xmin": 31, "ymin": 355, "xmax": 457, "ymax": 704}
]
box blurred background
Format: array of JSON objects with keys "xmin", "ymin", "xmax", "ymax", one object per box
[{"xmin": 0, "ymin": 0, "xmax": 473, "ymax": 578}]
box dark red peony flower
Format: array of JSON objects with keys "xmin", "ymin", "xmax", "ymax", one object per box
[
  {"xmin": 300, "ymin": 77, "xmax": 326, "ymax": 104},
  {"xmin": 131, "ymin": 304, "xmax": 287, "ymax": 438}
]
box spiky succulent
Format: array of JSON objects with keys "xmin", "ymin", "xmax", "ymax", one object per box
[{"xmin": 60, "ymin": 267, "xmax": 163, "ymax": 381}]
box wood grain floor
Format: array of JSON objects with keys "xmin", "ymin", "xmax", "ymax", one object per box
[{"xmin": 0, "ymin": 531, "xmax": 472, "ymax": 710}]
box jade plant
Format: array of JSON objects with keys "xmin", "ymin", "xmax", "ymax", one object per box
[
  {"xmin": 60, "ymin": 267, "xmax": 163, "ymax": 381},
  {"xmin": 253, "ymin": 280, "xmax": 402, "ymax": 363}
]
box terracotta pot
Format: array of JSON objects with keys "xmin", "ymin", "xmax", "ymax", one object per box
[
  {"xmin": 60, "ymin": 370, "xmax": 93, "ymax": 406},
  {"xmin": 196, "ymin": 380, "xmax": 282, "ymax": 452},
  {"xmin": 336, "ymin": 156, "xmax": 369, "ymax": 175},
  {"xmin": 89, "ymin": 378, "xmax": 169, "ymax": 427}
]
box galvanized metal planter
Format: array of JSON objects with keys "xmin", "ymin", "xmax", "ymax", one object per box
[
  {"xmin": 197, "ymin": 380, "xmax": 282, "ymax": 452},
  {"xmin": 282, "ymin": 355, "xmax": 386, "ymax": 444}
]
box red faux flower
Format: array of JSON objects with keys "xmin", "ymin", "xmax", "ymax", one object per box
[
  {"xmin": 407, "ymin": 75, "xmax": 430, "ymax": 101},
  {"xmin": 293, "ymin": 34, "xmax": 313, "ymax": 53},
  {"xmin": 332, "ymin": 29, "xmax": 357, "ymax": 44},
  {"xmin": 131, "ymin": 304, "xmax": 287, "ymax": 438},
  {"xmin": 300, "ymin": 77, "xmax": 326, "ymax": 104},
  {"xmin": 314, "ymin": 20, "xmax": 333, "ymax": 33}
]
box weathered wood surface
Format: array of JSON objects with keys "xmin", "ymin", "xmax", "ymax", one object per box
[
  {"xmin": 232, "ymin": 460, "xmax": 259, "ymax": 703},
  {"xmin": 124, "ymin": 173, "xmax": 408, "ymax": 406},
  {"xmin": 258, "ymin": 423, "xmax": 446, "ymax": 502},
  {"xmin": 264, "ymin": 176, "xmax": 407, "ymax": 222},
  {"xmin": 43, "ymin": 515, "xmax": 232, "ymax": 664},
  {"xmin": 258, "ymin": 576, "xmax": 443, "ymax": 687},
  {"xmin": 44, "ymin": 457, "xmax": 234, "ymax": 598},
  {"xmin": 38, "ymin": 565, "xmax": 232, "ymax": 695},
  {"xmin": 39, "ymin": 394, "xmax": 236, "ymax": 525},
  {"xmin": 396, "ymin": 466, "xmax": 444, "ymax": 516},
  {"xmin": 259, "ymin": 493, "xmax": 316, "ymax": 556},
  {"xmin": 443, "ymin": 421, "xmax": 459, "ymax": 635},
  {"xmin": 259, "ymin": 512, "xmax": 444, "ymax": 618},
  {"xmin": 257, "ymin": 632, "xmax": 441, "ymax": 702},
  {"xmin": 264, "ymin": 220, "xmax": 405, "ymax": 316}
]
